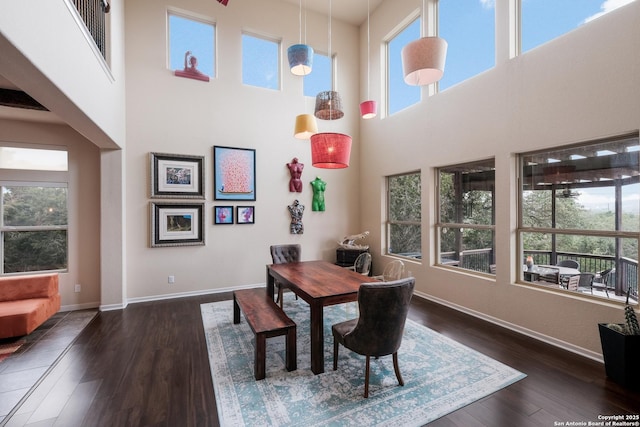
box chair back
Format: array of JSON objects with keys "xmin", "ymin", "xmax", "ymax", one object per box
[
  {"xmin": 382, "ymin": 260, "xmax": 405, "ymax": 281},
  {"xmin": 578, "ymin": 273, "xmax": 594, "ymax": 288},
  {"xmin": 557, "ymin": 259, "xmax": 580, "ymax": 269},
  {"xmin": 346, "ymin": 277, "xmax": 415, "ymax": 357},
  {"xmin": 270, "ymin": 244, "xmax": 301, "ymax": 264},
  {"xmin": 566, "ymin": 275, "xmax": 580, "ymax": 291},
  {"xmin": 353, "ymin": 252, "xmax": 372, "ymax": 276}
]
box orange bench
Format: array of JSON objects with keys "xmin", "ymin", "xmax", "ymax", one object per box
[
  {"xmin": 0, "ymin": 273, "xmax": 61, "ymax": 339},
  {"xmin": 233, "ymin": 288, "xmax": 296, "ymax": 380}
]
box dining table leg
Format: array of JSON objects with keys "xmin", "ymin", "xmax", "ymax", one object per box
[{"xmin": 309, "ymin": 301, "xmax": 324, "ymax": 374}]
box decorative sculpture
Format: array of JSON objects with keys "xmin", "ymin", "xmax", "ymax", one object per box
[
  {"xmin": 310, "ymin": 176, "xmax": 326, "ymax": 211},
  {"xmin": 174, "ymin": 51, "xmax": 210, "ymax": 82},
  {"xmin": 287, "ymin": 157, "xmax": 304, "ymax": 193},
  {"xmin": 338, "ymin": 231, "xmax": 370, "ymax": 250},
  {"xmin": 288, "ymin": 200, "xmax": 305, "ymax": 234}
]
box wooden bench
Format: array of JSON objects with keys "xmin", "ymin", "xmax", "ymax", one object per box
[{"xmin": 233, "ymin": 288, "xmax": 297, "ymax": 380}]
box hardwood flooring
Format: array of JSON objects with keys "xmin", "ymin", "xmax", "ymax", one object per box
[{"xmin": 2, "ymin": 292, "xmax": 639, "ymax": 426}]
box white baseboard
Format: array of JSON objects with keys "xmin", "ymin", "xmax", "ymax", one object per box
[
  {"xmin": 413, "ymin": 290, "xmax": 604, "ymax": 364},
  {"xmin": 60, "ymin": 302, "xmax": 100, "ymax": 312}
]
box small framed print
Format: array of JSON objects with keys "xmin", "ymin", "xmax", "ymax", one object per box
[
  {"xmin": 150, "ymin": 152, "xmax": 204, "ymax": 199},
  {"xmin": 150, "ymin": 202, "xmax": 205, "ymax": 247},
  {"xmin": 236, "ymin": 206, "xmax": 255, "ymax": 224},
  {"xmin": 213, "ymin": 146, "xmax": 256, "ymax": 201},
  {"xmin": 214, "ymin": 206, "xmax": 234, "ymax": 225}
]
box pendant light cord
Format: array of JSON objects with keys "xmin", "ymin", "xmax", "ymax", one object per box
[{"xmin": 366, "ymin": 0, "xmax": 370, "ymax": 100}]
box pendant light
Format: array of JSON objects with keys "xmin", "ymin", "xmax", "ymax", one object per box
[
  {"xmin": 288, "ymin": 0, "xmax": 314, "ymax": 75},
  {"xmin": 401, "ymin": 0, "xmax": 448, "ymax": 86},
  {"xmin": 359, "ymin": 0, "xmax": 377, "ymax": 119},
  {"xmin": 314, "ymin": 0, "xmax": 344, "ymax": 120},
  {"xmin": 310, "ymin": 0, "xmax": 351, "ymax": 168},
  {"xmin": 294, "ymin": 113, "xmax": 318, "ymax": 139}
]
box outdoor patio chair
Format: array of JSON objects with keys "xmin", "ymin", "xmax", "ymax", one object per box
[{"xmin": 557, "ymin": 259, "xmax": 580, "ymax": 270}]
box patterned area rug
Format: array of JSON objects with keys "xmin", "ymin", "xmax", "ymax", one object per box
[{"xmin": 201, "ymin": 294, "xmax": 526, "ymax": 427}]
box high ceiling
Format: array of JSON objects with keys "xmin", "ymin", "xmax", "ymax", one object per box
[{"xmin": 279, "ymin": 0, "xmax": 384, "ymax": 26}]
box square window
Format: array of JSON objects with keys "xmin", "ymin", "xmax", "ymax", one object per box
[
  {"xmin": 168, "ymin": 13, "xmax": 215, "ymax": 78},
  {"xmin": 242, "ymin": 33, "xmax": 280, "ymax": 90}
]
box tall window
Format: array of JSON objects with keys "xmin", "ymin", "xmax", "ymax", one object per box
[
  {"xmin": 438, "ymin": 0, "xmax": 495, "ymax": 90},
  {"xmin": 168, "ymin": 13, "xmax": 215, "ymax": 78},
  {"xmin": 387, "ymin": 172, "xmax": 421, "ymax": 259},
  {"xmin": 242, "ymin": 33, "xmax": 280, "ymax": 90},
  {"xmin": 387, "ymin": 18, "xmax": 421, "ymax": 115},
  {"xmin": 303, "ymin": 52, "xmax": 331, "ymax": 97},
  {"xmin": 0, "ymin": 147, "xmax": 69, "ymax": 275},
  {"xmin": 520, "ymin": 0, "xmax": 634, "ymax": 54},
  {"xmin": 519, "ymin": 134, "xmax": 639, "ymax": 304},
  {"xmin": 437, "ymin": 159, "xmax": 495, "ymax": 274}
]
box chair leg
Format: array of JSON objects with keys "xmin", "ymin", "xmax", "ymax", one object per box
[
  {"xmin": 333, "ymin": 340, "xmax": 339, "ymax": 371},
  {"xmin": 364, "ymin": 355, "xmax": 370, "ymax": 398},
  {"xmin": 393, "ymin": 352, "xmax": 404, "ymax": 387},
  {"xmin": 278, "ymin": 287, "xmax": 284, "ymax": 308}
]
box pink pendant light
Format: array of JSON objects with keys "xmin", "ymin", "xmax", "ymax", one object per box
[
  {"xmin": 401, "ymin": 0, "xmax": 448, "ymax": 86},
  {"xmin": 360, "ymin": 0, "xmax": 377, "ymax": 119},
  {"xmin": 310, "ymin": 133, "xmax": 352, "ymax": 169}
]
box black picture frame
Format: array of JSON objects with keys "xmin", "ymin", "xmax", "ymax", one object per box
[
  {"xmin": 150, "ymin": 202, "xmax": 205, "ymax": 247},
  {"xmin": 236, "ymin": 206, "xmax": 255, "ymax": 224},
  {"xmin": 214, "ymin": 206, "xmax": 234, "ymax": 224},
  {"xmin": 150, "ymin": 152, "xmax": 205, "ymax": 199},
  {"xmin": 213, "ymin": 146, "xmax": 256, "ymax": 201}
]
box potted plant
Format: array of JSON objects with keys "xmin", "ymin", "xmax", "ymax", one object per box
[{"xmin": 598, "ymin": 290, "xmax": 640, "ymax": 390}]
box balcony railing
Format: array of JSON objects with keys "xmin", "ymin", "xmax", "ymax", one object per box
[
  {"xmin": 441, "ymin": 248, "xmax": 638, "ymax": 301},
  {"xmin": 72, "ymin": 0, "xmax": 110, "ymax": 58}
]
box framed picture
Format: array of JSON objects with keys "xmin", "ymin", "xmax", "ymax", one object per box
[
  {"xmin": 214, "ymin": 206, "xmax": 234, "ymax": 224},
  {"xmin": 150, "ymin": 202, "xmax": 205, "ymax": 247},
  {"xmin": 236, "ymin": 206, "xmax": 255, "ymax": 224},
  {"xmin": 150, "ymin": 152, "xmax": 204, "ymax": 199},
  {"xmin": 213, "ymin": 146, "xmax": 256, "ymax": 201}
]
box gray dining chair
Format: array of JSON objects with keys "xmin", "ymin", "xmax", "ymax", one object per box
[
  {"xmin": 557, "ymin": 259, "xmax": 580, "ymax": 270},
  {"xmin": 270, "ymin": 244, "xmax": 301, "ymax": 307},
  {"xmin": 332, "ymin": 277, "xmax": 415, "ymax": 398}
]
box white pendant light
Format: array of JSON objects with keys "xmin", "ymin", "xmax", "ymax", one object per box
[{"xmin": 401, "ymin": 0, "xmax": 448, "ymax": 86}]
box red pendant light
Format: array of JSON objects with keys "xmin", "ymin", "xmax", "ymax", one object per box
[{"xmin": 310, "ymin": 133, "xmax": 352, "ymax": 169}]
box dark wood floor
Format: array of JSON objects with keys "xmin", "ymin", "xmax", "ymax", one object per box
[{"xmin": 3, "ymin": 292, "xmax": 639, "ymax": 426}]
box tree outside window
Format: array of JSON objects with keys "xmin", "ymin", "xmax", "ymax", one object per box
[
  {"xmin": 387, "ymin": 172, "xmax": 421, "ymax": 258},
  {"xmin": 437, "ymin": 159, "xmax": 496, "ymax": 274}
]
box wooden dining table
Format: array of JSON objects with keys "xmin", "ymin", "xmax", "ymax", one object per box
[{"xmin": 266, "ymin": 260, "xmax": 371, "ymax": 374}]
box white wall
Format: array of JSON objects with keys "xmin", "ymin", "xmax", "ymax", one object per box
[
  {"xmin": 360, "ymin": 0, "xmax": 640, "ymax": 356},
  {"xmin": 123, "ymin": 0, "xmax": 361, "ymax": 300},
  {"xmin": 0, "ymin": 119, "xmax": 102, "ymax": 310}
]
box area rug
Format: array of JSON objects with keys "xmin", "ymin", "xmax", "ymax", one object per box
[{"xmin": 201, "ymin": 294, "xmax": 526, "ymax": 427}]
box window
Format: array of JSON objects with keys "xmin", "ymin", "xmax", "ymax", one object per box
[
  {"xmin": 438, "ymin": 0, "xmax": 495, "ymax": 90},
  {"xmin": 168, "ymin": 13, "xmax": 215, "ymax": 78},
  {"xmin": 303, "ymin": 52, "xmax": 331, "ymax": 97},
  {"xmin": 519, "ymin": 134, "xmax": 639, "ymax": 304},
  {"xmin": 387, "ymin": 17, "xmax": 421, "ymax": 115},
  {"xmin": 242, "ymin": 33, "xmax": 280, "ymax": 90},
  {"xmin": 437, "ymin": 159, "xmax": 495, "ymax": 274},
  {"xmin": 520, "ymin": 0, "xmax": 634, "ymax": 54},
  {"xmin": 387, "ymin": 172, "xmax": 421, "ymax": 259},
  {"xmin": 0, "ymin": 146, "xmax": 68, "ymax": 275}
]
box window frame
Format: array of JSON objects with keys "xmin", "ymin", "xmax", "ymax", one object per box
[
  {"xmin": 386, "ymin": 171, "xmax": 422, "ymax": 260},
  {"xmin": 241, "ymin": 31, "xmax": 282, "ymax": 91},
  {"xmin": 517, "ymin": 133, "xmax": 640, "ymax": 304},
  {"xmin": 0, "ymin": 181, "xmax": 69, "ymax": 275},
  {"xmin": 435, "ymin": 159, "xmax": 496, "ymax": 275},
  {"xmin": 167, "ymin": 10, "xmax": 216, "ymax": 78}
]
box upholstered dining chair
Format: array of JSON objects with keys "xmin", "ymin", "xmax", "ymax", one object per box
[
  {"xmin": 372, "ymin": 259, "xmax": 405, "ymax": 282},
  {"xmin": 347, "ymin": 252, "xmax": 372, "ymax": 276},
  {"xmin": 332, "ymin": 277, "xmax": 415, "ymax": 398},
  {"xmin": 269, "ymin": 244, "xmax": 301, "ymax": 307}
]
